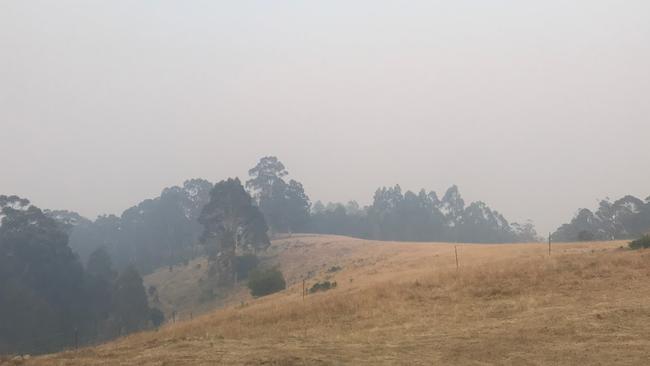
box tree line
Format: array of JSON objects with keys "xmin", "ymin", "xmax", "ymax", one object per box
[
  {"xmin": 0, "ymin": 196, "xmax": 162, "ymax": 355},
  {"xmin": 47, "ymin": 157, "xmax": 541, "ymax": 277},
  {"xmin": 552, "ymin": 195, "xmax": 650, "ymax": 241}
]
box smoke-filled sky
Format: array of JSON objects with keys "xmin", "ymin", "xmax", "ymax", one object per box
[{"xmin": 1, "ymin": 1, "xmax": 649, "ymax": 235}]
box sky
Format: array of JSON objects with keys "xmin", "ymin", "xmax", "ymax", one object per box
[{"xmin": 1, "ymin": 1, "xmax": 649, "ymax": 235}]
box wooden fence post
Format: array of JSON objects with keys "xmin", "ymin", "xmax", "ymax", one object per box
[{"xmin": 454, "ymin": 245, "xmax": 459, "ymax": 271}]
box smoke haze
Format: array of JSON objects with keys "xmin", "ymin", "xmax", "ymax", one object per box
[{"xmin": 2, "ymin": 1, "xmax": 649, "ymax": 235}]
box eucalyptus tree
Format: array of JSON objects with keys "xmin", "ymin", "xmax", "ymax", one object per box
[
  {"xmin": 199, "ymin": 178, "xmax": 270, "ymax": 287},
  {"xmin": 246, "ymin": 156, "xmax": 311, "ymax": 234}
]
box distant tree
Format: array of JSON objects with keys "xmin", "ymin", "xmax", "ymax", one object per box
[
  {"xmin": 459, "ymin": 201, "xmax": 515, "ymax": 243},
  {"xmin": 312, "ymin": 200, "xmax": 326, "ymax": 214},
  {"xmin": 246, "ymin": 156, "xmax": 288, "ymax": 202},
  {"xmin": 284, "ymin": 180, "xmax": 311, "ymax": 231},
  {"xmin": 111, "ymin": 265, "xmax": 151, "ymax": 334},
  {"xmin": 577, "ymin": 230, "xmax": 595, "ymax": 241},
  {"xmin": 86, "ymin": 247, "xmax": 115, "ymax": 280},
  {"xmin": 246, "ymin": 157, "xmax": 310, "ymax": 234},
  {"xmin": 44, "ymin": 209, "xmax": 92, "ymax": 236},
  {"xmin": 85, "ymin": 247, "xmax": 116, "ymax": 337},
  {"xmin": 58, "ymin": 179, "xmax": 213, "ymax": 275},
  {"xmin": 345, "ymin": 201, "xmax": 362, "ymax": 215},
  {"xmin": 199, "ymin": 178, "xmax": 270, "ymax": 287},
  {"xmin": 308, "ymin": 185, "xmax": 529, "ymax": 244},
  {"xmin": 511, "ymin": 221, "xmax": 540, "ymax": 242},
  {"xmin": 552, "ymin": 194, "xmax": 650, "ymax": 241},
  {"xmin": 0, "ymin": 195, "xmax": 87, "ymax": 354},
  {"xmin": 260, "ymin": 179, "xmax": 311, "ymax": 233}
]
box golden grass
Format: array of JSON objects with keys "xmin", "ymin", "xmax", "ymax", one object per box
[{"xmin": 21, "ymin": 236, "xmax": 650, "ymax": 365}]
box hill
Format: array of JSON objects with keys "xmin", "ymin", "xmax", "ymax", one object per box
[{"xmin": 16, "ymin": 235, "xmax": 650, "ymax": 365}]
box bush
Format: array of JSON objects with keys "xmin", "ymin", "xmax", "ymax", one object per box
[
  {"xmin": 326, "ymin": 265, "xmax": 342, "ymax": 273},
  {"xmin": 629, "ymin": 235, "xmax": 650, "ymax": 249},
  {"xmin": 247, "ymin": 268, "xmax": 286, "ymax": 297},
  {"xmin": 309, "ymin": 281, "xmax": 337, "ymax": 294}
]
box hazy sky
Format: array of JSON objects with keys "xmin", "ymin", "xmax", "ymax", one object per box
[{"xmin": 1, "ymin": 1, "xmax": 649, "ymax": 235}]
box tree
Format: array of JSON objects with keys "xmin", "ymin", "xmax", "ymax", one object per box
[
  {"xmin": 0, "ymin": 195, "xmax": 176, "ymax": 354},
  {"xmin": 111, "ymin": 265, "xmax": 151, "ymax": 334},
  {"xmin": 199, "ymin": 178, "xmax": 270, "ymax": 287},
  {"xmin": 246, "ymin": 157, "xmax": 311, "ymax": 234},
  {"xmin": 85, "ymin": 247, "xmax": 116, "ymax": 337},
  {"xmin": 58, "ymin": 179, "xmax": 213, "ymax": 275},
  {"xmin": 86, "ymin": 247, "xmax": 115, "ymax": 280},
  {"xmin": 0, "ymin": 195, "xmax": 87, "ymax": 354},
  {"xmin": 511, "ymin": 221, "xmax": 540, "ymax": 242},
  {"xmin": 246, "ymin": 156, "xmax": 288, "ymax": 202},
  {"xmin": 459, "ymin": 202, "xmax": 515, "ymax": 243},
  {"xmin": 552, "ymin": 194, "xmax": 650, "ymax": 241},
  {"xmin": 307, "ymin": 185, "xmax": 531, "ymax": 244},
  {"xmin": 283, "ymin": 180, "xmax": 311, "ymax": 232}
]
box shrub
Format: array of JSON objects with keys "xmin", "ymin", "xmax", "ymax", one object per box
[
  {"xmin": 629, "ymin": 235, "xmax": 650, "ymax": 249},
  {"xmin": 247, "ymin": 268, "xmax": 286, "ymax": 297},
  {"xmin": 326, "ymin": 265, "xmax": 342, "ymax": 273},
  {"xmin": 309, "ymin": 281, "xmax": 337, "ymax": 294}
]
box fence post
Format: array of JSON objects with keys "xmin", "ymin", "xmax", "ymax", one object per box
[{"xmin": 454, "ymin": 245, "xmax": 459, "ymax": 271}]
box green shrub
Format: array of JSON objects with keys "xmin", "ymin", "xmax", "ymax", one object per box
[
  {"xmin": 247, "ymin": 268, "xmax": 286, "ymax": 297},
  {"xmin": 629, "ymin": 235, "xmax": 650, "ymax": 249},
  {"xmin": 309, "ymin": 280, "xmax": 337, "ymax": 294},
  {"xmin": 326, "ymin": 265, "xmax": 342, "ymax": 273}
]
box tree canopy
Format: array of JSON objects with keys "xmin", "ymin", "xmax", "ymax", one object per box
[
  {"xmin": 552, "ymin": 195, "xmax": 650, "ymax": 241},
  {"xmin": 0, "ymin": 196, "xmax": 160, "ymax": 354},
  {"xmin": 309, "ymin": 185, "xmax": 538, "ymax": 243},
  {"xmin": 199, "ymin": 178, "xmax": 270, "ymax": 287},
  {"xmin": 246, "ymin": 157, "xmax": 310, "ymax": 234},
  {"xmin": 52, "ymin": 179, "xmax": 213, "ymax": 274}
]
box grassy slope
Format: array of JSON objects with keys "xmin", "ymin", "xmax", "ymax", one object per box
[{"xmin": 24, "ymin": 236, "xmax": 650, "ymax": 365}]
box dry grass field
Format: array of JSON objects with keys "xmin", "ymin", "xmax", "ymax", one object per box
[{"xmin": 13, "ymin": 235, "xmax": 650, "ymax": 365}]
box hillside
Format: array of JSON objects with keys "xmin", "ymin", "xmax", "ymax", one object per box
[{"xmin": 17, "ymin": 235, "xmax": 650, "ymax": 365}]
